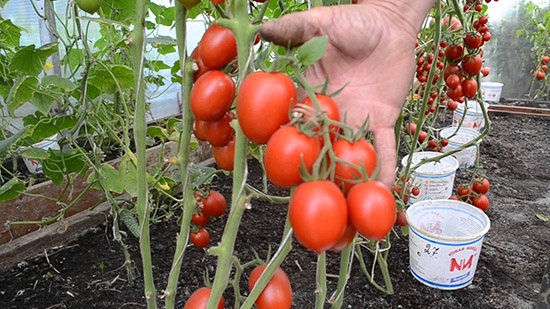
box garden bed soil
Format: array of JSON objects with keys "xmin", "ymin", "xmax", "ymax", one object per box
[{"xmin": 0, "ymin": 105, "xmax": 549, "ymax": 308}]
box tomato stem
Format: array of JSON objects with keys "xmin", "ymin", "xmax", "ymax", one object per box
[{"xmin": 315, "ymin": 252, "xmax": 328, "ymax": 309}]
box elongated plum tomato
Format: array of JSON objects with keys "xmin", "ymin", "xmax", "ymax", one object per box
[
  {"xmin": 190, "ymin": 70, "xmax": 235, "ymax": 121},
  {"xmin": 289, "ymin": 181, "xmax": 348, "ymax": 253},
  {"xmin": 184, "ymin": 287, "xmax": 224, "ymax": 309},
  {"xmin": 346, "ymin": 181, "xmax": 396, "ymax": 241},
  {"xmin": 198, "ymin": 23, "xmax": 237, "ymax": 69},
  {"xmin": 236, "ymin": 72, "xmax": 297, "ymax": 144},
  {"xmin": 248, "ymin": 265, "xmax": 293, "ymax": 309},
  {"xmin": 203, "ymin": 111, "xmax": 235, "ymax": 147},
  {"xmin": 212, "ymin": 135, "xmax": 235, "ymax": 171},
  {"xmin": 329, "ymin": 221, "xmax": 357, "ymax": 252},
  {"xmin": 264, "ymin": 126, "xmax": 321, "ymax": 188},
  {"xmin": 75, "ymin": 0, "xmax": 102, "ymax": 14},
  {"xmin": 190, "ymin": 47, "xmax": 210, "ymax": 81},
  {"xmin": 332, "ymin": 139, "xmax": 378, "ymax": 194},
  {"xmin": 301, "ymin": 94, "xmax": 340, "ymax": 141}
]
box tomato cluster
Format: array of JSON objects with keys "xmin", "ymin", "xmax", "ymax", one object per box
[
  {"xmin": 452, "ymin": 177, "xmax": 491, "ymax": 212},
  {"xmin": 189, "ymin": 190, "xmax": 227, "ymax": 248},
  {"xmin": 535, "ymin": 55, "xmax": 549, "ymax": 80}
]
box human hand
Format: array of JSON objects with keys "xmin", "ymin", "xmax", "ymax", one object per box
[{"xmin": 260, "ymin": 0, "xmax": 435, "ymax": 188}]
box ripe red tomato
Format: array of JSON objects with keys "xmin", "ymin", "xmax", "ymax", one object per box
[
  {"xmin": 333, "ymin": 138, "xmax": 378, "ymax": 194},
  {"xmin": 212, "ymin": 135, "xmax": 235, "ymax": 171},
  {"xmin": 198, "ymin": 23, "xmax": 237, "ymax": 69},
  {"xmin": 411, "ymin": 187, "xmax": 420, "ymax": 196},
  {"xmin": 192, "ymin": 211, "xmax": 209, "ymax": 226},
  {"xmin": 203, "ymin": 111, "xmax": 235, "ymax": 147},
  {"xmin": 346, "ymin": 181, "xmax": 396, "ymax": 241},
  {"xmin": 237, "ymin": 72, "xmax": 297, "ymax": 144},
  {"xmin": 264, "ymin": 126, "xmax": 321, "ymax": 188},
  {"xmin": 193, "ymin": 120, "xmax": 208, "ymax": 142},
  {"xmin": 395, "ymin": 211, "xmax": 408, "ymax": 227},
  {"xmin": 471, "ymin": 194, "xmax": 490, "ymax": 212},
  {"xmin": 190, "ymin": 227, "xmax": 210, "ymax": 248},
  {"xmin": 190, "ymin": 70, "xmax": 235, "ymax": 121},
  {"xmin": 301, "ymin": 94, "xmax": 341, "ymax": 141},
  {"xmin": 462, "ymin": 54, "xmax": 483, "ymax": 76},
  {"xmin": 464, "ymin": 32, "xmax": 483, "ymax": 49},
  {"xmin": 248, "ymin": 265, "xmax": 292, "ymax": 309},
  {"xmin": 190, "ymin": 47, "xmax": 211, "ymax": 81},
  {"xmin": 184, "ymin": 287, "xmax": 224, "ymax": 309},
  {"xmin": 445, "ymin": 45, "xmax": 463, "ymax": 62},
  {"xmin": 445, "ymin": 74, "xmax": 461, "ymax": 89},
  {"xmin": 289, "ymin": 181, "xmax": 348, "ymax": 253},
  {"xmin": 462, "ymin": 78, "xmax": 478, "ymax": 99},
  {"xmin": 446, "ymin": 84, "xmax": 463, "ymax": 101},
  {"xmin": 472, "ymin": 178, "xmax": 490, "ymax": 194},
  {"xmin": 447, "ymin": 99, "xmax": 459, "ymax": 111},
  {"xmin": 443, "ymin": 64, "xmax": 463, "ymax": 80},
  {"xmin": 418, "ymin": 131, "xmax": 428, "ymax": 143},
  {"xmin": 457, "ymin": 184, "xmax": 471, "ymax": 200},
  {"xmin": 481, "ymin": 66, "xmax": 490, "ymax": 77},
  {"xmin": 404, "ymin": 122, "xmax": 417, "ymax": 135},
  {"xmin": 542, "ymin": 55, "xmax": 550, "ymax": 64},
  {"xmin": 536, "ymin": 70, "xmax": 546, "ymax": 80},
  {"xmin": 202, "ymin": 190, "xmax": 227, "ymax": 217},
  {"xmin": 329, "ymin": 222, "xmax": 357, "ymax": 252},
  {"xmin": 482, "ymin": 31, "xmax": 492, "ymax": 42}
]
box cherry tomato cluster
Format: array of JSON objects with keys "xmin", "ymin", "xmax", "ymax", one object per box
[
  {"xmin": 535, "ymin": 55, "xmax": 549, "ymax": 80},
  {"xmin": 403, "ymin": 122, "xmax": 448, "ymax": 153},
  {"xmin": 189, "ymin": 190, "xmax": 227, "ymax": 248},
  {"xmin": 451, "ymin": 177, "xmax": 491, "ymax": 212},
  {"xmin": 190, "ymin": 23, "xmax": 239, "ymax": 171},
  {"xmin": 392, "ymin": 179, "xmax": 419, "ymax": 228}
]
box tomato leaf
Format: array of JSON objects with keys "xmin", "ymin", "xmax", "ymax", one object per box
[
  {"xmin": 296, "ymin": 36, "xmax": 328, "ymax": 67},
  {"xmin": 0, "ymin": 178, "xmax": 26, "ymax": 203}
]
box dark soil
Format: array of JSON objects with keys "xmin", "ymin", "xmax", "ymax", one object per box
[{"xmin": 1, "ymin": 103, "xmax": 549, "ymax": 309}]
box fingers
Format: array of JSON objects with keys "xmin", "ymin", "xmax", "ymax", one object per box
[
  {"xmin": 260, "ymin": 8, "xmax": 329, "ymax": 46},
  {"xmin": 372, "ymin": 127, "xmax": 397, "ymax": 189}
]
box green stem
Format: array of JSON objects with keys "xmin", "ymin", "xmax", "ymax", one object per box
[
  {"xmin": 330, "ymin": 242, "xmax": 355, "ymax": 308},
  {"xmin": 131, "ymin": 0, "xmax": 156, "ymax": 307},
  {"xmin": 164, "ymin": 3, "xmax": 195, "ymax": 308},
  {"xmin": 315, "ymin": 252, "xmax": 327, "ymax": 309}
]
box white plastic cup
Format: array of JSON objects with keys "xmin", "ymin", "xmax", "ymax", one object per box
[
  {"xmin": 452, "ymin": 100, "xmax": 489, "ymax": 132},
  {"xmin": 22, "ymin": 134, "xmax": 60, "ymax": 174},
  {"xmin": 439, "ymin": 127, "xmax": 481, "ymax": 169},
  {"xmin": 481, "ymin": 82, "xmax": 503, "ymax": 103},
  {"xmin": 401, "ymin": 152, "xmax": 459, "ymax": 204},
  {"xmin": 406, "ymin": 199, "xmax": 491, "ymax": 290}
]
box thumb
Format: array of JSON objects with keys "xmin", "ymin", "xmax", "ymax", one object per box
[
  {"xmin": 260, "ymin": 7, "xmax": 330, "ymax": 46},
  {"xmin": 372, "ymin": 127, "xmax": 398, "ymax": 189}
]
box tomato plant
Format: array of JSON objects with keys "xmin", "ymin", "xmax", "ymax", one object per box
[
  {"xmin": 248, "ymin": 265, "xmax": 293, "ymax": 309},
  {"xmin": 202, "ymin": 191, "xmax": 227, "ymax": 217},
  {"xmin": 346, "ymin": 181, "xmax": 396, "ymax": 241},
  {"xmin": 190, "ymin": 228, "xmax": 210, "ymax": 248},
  {"xmin": 264, "ymin": 126, "xmax": 321, "ymax": 188},
  {"xmin": 236, "ymin": 72, "xmax": 297, "ymax": 144},
  {"xmin": 184, "ymin": 287, "xmax": 224, "ymax": 309},
  {"xmin": 190, "ymin": 70, "xmax": 235, "ymax": 121},
  {"xmin": 288, "ymin": 181, "xmax": 348, "ymax": 252}
]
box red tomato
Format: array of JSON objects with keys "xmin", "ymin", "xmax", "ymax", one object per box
[
  {"xmin": 190, "ymin": 70, "xmax": 235, "ymax": 121},
  {"xmin": 542, "ymin": 55, "xmax": 550, "ymax": 64},
  {"xmin": 198, "ymin": 23, "xmax": 237, "ymax": 69},
  {"xmin": 395, "ymin": 211, "xmax": 408, "ymax": 227},
  {"xmin": 289, "ymin": 181, "xmax": 348, "ymax": 253},
  {"xmin": 190, "ymin": 47, "xmax": 210, "ymax": 81},
  {"xmin": 332, "ymin": 139, "xmax": 378, "ymax": 194},
  {"xmin": 449, "ymin": 195, "xmax": 460, "ymax": 201},
  {"xmin": 471, "ymin": 194, "xmax": 490, "ymax": 212},
  {"xmin": 203, "ymin": 111, "xmax": 235, "ymax": 147},
  {"xmin": 446, "ymin": 84, "xmax": 463, "ymax": 101},
  {"xmin": 445, "ymin": 74, "xmax": 461, "ymax": 89},
  {"xmin": 464, "ymin": 32, "xmax": 483, "ymax": 49},
  {"xmin": 329, "ymin": 222, "xmax": 357, "ymax": 252},
  {"xmin": 301, "ymin": 94, "xmax": 341, "ymax": 141},
  {"xmin": 346, "ymin": 181, "xmax": 396, "ymax": 241},
  {"xmin": 248, "ymin": 265, "xmax": 293, "ymax": 309},
  {"xmin": 190, "ymin": 227, "xmax": 210, "ymax": 248},
  {"xmin": 404, "ymin": 122, "xmax": 417, "ymax": 135},
  {"xmin": 442, "ymin": 16, "xmax": 462, "ymax": 30},
  {"xmin": 447, "ymin": 99, "xmax": 459, "ymax": 111},
  {"xmin": 472, "ymin": 178, "xmax": 490, "ymax": 194},
  {"xmin": 202, "ymin": 190, "xmax": 227, "ymax": 217},
  {"xmin": 536, "ymin": 70, "xmax": 546, "ymax": 80},
  {"xmin": 411, "ymin": 187, "xmax": 420, "ymax": 196},
  {"xmin": 193, "ymin": 120, "xmax": 208, "ymax": 142},
  {"xmin": 236, "ymin": 72, "xmax": 297, "ymax": 144},
  {"xmin": 212, "ymin": 136, "xmax": 235, "ymax": 171},
  {"xmin": 184, "ymin": 287, "xmax": 224, "ymax": 309},
  {"xmin": 481, "ymin": 66, "xmax": 490, "ymax": 77},
  {"xmin": 192, "ymin": 211, "xmax": 209, "ymax": 226},
  {"xmin": 210, "ymin": 0, "xmax": 224, "ymax": 5},
  {"xmin": 443, "ymin": 64, "xmax": 463, "ymax": 80},
  {"xmin": 445, "ymin": 45, "xmax": 463, "ymax": 63},
  {"xmin": 418, "ymin": 131, "xmax": 428, "ymax": 143},
  {"xmin": 264, "ymin": 126, "xmax": 321, "ymax": 188},
  {"xmin": 457, "ymin": 184, "xmax": 471, "ymax": 201},
  {"xmin": 462, "ymin": 54, "xmax": 483, "ymax": 76},
  {"xmin": 462, "ymin": 78, "xmax": 478, "ymax": 99}
]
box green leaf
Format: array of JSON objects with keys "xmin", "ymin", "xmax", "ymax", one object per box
[
  {"xmin": 22, "ymin": 114, "xmax": 76, "ymax": 144},
  {"xmin": 6, "ymin": 76, "xmax": 39, "ymax": 116},
  {"xmin": 43, "ymin": 149, "xmax": 88, "ymax": 186},
  {"xmin": 101, "ymin": 0, "xmax": 136, "ymax": 22},
  {"xmin": 9, "ymin": 43, "xmax": 58, "ymax": 76},
  {"xmin": 147, "ymin": 126, "xmax": 169, "ymax": 139},
  {"xmin": 148, "ymin": 3, "xmax": 175, "ymax": 27},
  {"xmin": 0, "ymin": 128, "xmax": 26, "ymax": 156},
  {"xmin": 41, "ymin": 75, "xmax": 78, "ymax": 93},
  {"xmin": 119, "ymin": 155, "xmax": 138, "ymax": 197},
  {"xmin": 20, "ymin": 148, "xmax": 50, "ymax": 160},
  {"xmin": 155, "ymin": 44, "xmax": 177, "ymax": 55},
  {"xmin": 0, "ymin": 18, "xmax": 23, "ymax": 48},
  {"xmin": 536, "ymin": 213, "xmax": 550, "ymax": 222},
  {"xmin": 88, "ymin": 65, "xmax": 134, "ymax": 94},
  {"xmin": 100, "ymin": 163, "xmax": 125, "ymax": 194},
  {"xmin": 148, "ymin": 60, "xmax": 171, "ymax": 72},
  {"xmin": 32, "ymin": 91, "xmax": 59, "ymax": 115},
  {"xmin": 296, "ymin": 36, "xmax": 328, "ymax": 67},
  {"xmin": 0, "ymin": 178, "xmax": 26, "ymax": 203}
]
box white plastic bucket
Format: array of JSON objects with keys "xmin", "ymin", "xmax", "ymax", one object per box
[
  {"xmin": 406, "ymin": 199, "xmax": 491, "ymax": 290},
  {"xmin": 481, "ymin": 82, "xmax": 503, "ymax": 103},
  {"xmin": 401, "ymin": 152, "xmax": 459, "ymax": 204},
  {"xmin": 452, "ymin": 101, "xmax": 489, "ymax": 132},
  {"xmin": 22, "ymin": 134, "xmax": 60, "ymax": 174},
  {"xmin": 439, "ymin": 127, "xmax": 481, "ymax": 169}
]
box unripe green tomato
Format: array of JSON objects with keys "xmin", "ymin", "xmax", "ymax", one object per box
[
  {"xmin": 178, "ymin": 0, "xmax": 201, "ymax": 10},
  {"xmin": 75, "ymin": 0, "xmax": 103, "ymax": 14}
]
